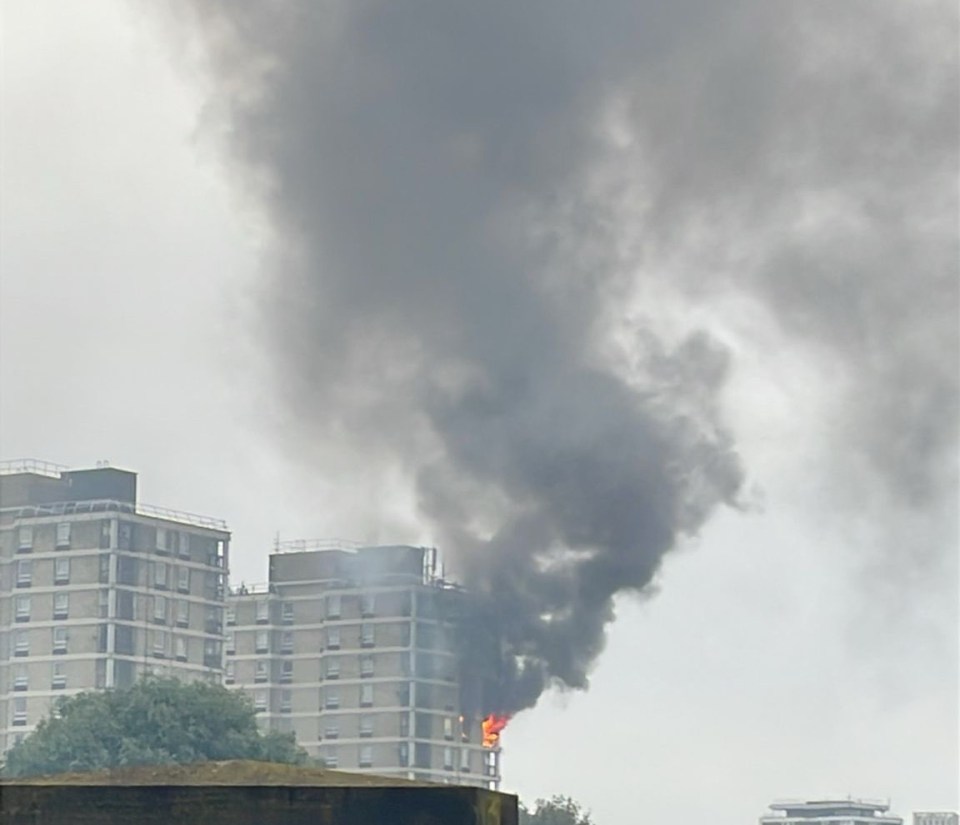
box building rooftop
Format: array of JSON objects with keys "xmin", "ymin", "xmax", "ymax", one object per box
[
  {"xmin": 0, "ymin": 459, "xmax": 227, "ymax": 531},
  {"xmin": 0, "ymin": 760, "xmax": 426, "ymax": 787}
]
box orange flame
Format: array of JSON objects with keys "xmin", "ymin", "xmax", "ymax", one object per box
[{"xmin": 481, "ymin": 714, "xmax": 510, "ymax": 748}]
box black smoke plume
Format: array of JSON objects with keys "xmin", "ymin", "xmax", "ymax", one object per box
[{"xmin": 170, "ymin": 1, "xmax": 957, "ymax": 715}]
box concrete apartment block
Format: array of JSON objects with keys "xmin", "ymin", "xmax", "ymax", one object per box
[
  {"xmin": 0, "ymin": 461, "xmax": 230, "ymax": 754},
  {"xmin": 227, "ymin": 542, "xmax": 501, "ymax": 789}
]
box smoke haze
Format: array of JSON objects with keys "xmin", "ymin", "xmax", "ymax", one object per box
[{"xmin": 169, "ymin": 1, "xmax": 958, "ymax": 713}]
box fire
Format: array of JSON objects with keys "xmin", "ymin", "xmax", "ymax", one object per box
[{"xmin": 481, "ymin": 714, "xmax": 510, "ymax": 748}]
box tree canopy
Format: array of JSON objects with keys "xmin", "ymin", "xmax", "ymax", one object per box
[
  {"xmin": 2, "ymin": 677, "xmax": 306, "ymax": 777},
  {"xmin": 520, "ymin": 795, "xmax": 595, "ymax": 825}
]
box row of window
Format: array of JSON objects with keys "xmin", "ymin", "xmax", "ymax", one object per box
[
  {"xmin": 12, "ymin": 592, "xmax": 220, "ymax": 631},
  {"xmin": 9, "ymin": 663, "xmax": 69, "ymax": 693},
  {"xmin": 235, "ymin": 593, "xmax": 381, "ymax": 626},
  {"xmin": 12, "ymin": 628, "xmax": 71, "ymax": 656},
  {"xmin": 149, "ymin": 631, "xmax": 192, "ymax": 661},
  {"xmin": 317, "ymin": 744, "xmax": 482, "ymax": 772},
  {"xmin": 17, "ymin": 523, "xmax": 73, "ymax": 551},
  {"xmin": 227, "ymin": 654, "xmax": 379, "ymax": 685},
  {"xmin": 16, "ymin": 521, "xmax": 224, "ymax": 563},
  {"xmin": 227, "ymin": 624, "xmax": 380, "ymax": 655},
  {"xmin": 14, "ymin": 593, "xmax": 72, "ymax": 621},
  {"xmin": 14, "ymin": 557, "xmax": 72, "ymax": 587}
]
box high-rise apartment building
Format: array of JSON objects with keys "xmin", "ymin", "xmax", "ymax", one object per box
[
  {"xmin": 0, "ymin": 461, "xmax": 230, "ymax": 754},
  {"xmin": 761, "ymin": 801, "xmax": 904, "ymax": 825},
  {"xmin": 226, "ymin": 542, "xmax": 501, "ymax": 789},
  {"xmin": 914, "ymin": 814, "xmax": 959, "ymax": 825}
]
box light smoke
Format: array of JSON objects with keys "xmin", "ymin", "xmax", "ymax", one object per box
[{"xmin": 170, "ymin": 0, "xmax": 957, "ymax": 714}]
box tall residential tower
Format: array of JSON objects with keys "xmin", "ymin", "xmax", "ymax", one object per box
[
  {"xmin": 0, "ymin": 461, "xmax": 230, "ymax": 753},
  {"xmin": 227, "ymin": 542, "xmax": 501, "ymax": 789}
]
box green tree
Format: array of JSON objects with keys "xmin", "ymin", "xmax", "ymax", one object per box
[
  {"xmin": 2, "ymin": 677, "xmax": 306, "ymax": 777},
  {"xmin": 520, "ymin": 796, "xmax": 595, "ymax": 825}
]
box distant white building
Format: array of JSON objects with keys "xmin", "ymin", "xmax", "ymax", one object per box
[
  {"xmin": 914, "ymin": 814, "xmax": 959, "ymax": 825},
  {"xmin": 760, "ymin": 800, "xmax": 904, "ymax": 825}
]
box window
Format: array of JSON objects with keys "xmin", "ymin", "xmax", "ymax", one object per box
[
  {"xmin": 443, "ymin": 747, "xmax": 454, "ymax": 770},
  {"xmin": 177, "ymin": 566, "xmax": 190, "ymax": 593},
  {"xmin": 359, "ymin": 745, "xmax": 373, "ymax": 768},
  {"xmin": 281, "ymin": 602, "xmax": 294, "ymax": 624},
  {"xmin": 254, "ymin": 691, "xmax": 267, "ymax": 712},
  {"xmin": 280, "ymin": 690, "xmax": 292, "ymax": 713},
  {"xmin": 280, "ymin": 660, "xmax": 293, "ymax": 683},
  {"xmin": 54, "ymin": 557, "xmax": 70, "ymax": 584},
  {"xmin": 176, "ymin": 600, "xmax": 190, "ymax": 627},
  {"xmin": 15, "ymin": 595, "xmax": 30, "ymax": 622},
  {"xmin": 12, "ymin": 698, "xmax": 27, "ymax": 726},
  {"xmin": 14, "ymin": 631, "xmax": 29, "ymax": 656},
  {"xmin": 326, "ymin": 627, "xmax": 340, "ymax": 650},
  {"xmin": 16, "ymin": 559, "xmax": 32, "ymax": 587},
  {"xmin": 323, "ymin": 747, "xmax": 339, "ymax": 768},
  {"xmin": 460, "ymin": 747, "xmax": 470, "ymax": 772},
  {"xmin": 99, "ymin": 553, "xmax": 111, "ymax": 583},
  {"xmin": 204, "ymin": 639, "xmax": 223, "ymax": 666},
  {"xmin": 204, "ymin": 638, "xmax": 223, "ymax": 668},
  {"xmin": 443, "ymin": 717, "xmax": 454, "ymax": 741},
  {"xmin": 361, "ymin": 593, "xmax": 376, "ymax": 617},
  {"xmin": 156, "ymin": 527, "xmax": 168, "ymax": 553},
  {"xmin": 18, "ymin": 525, "xmax": 34, "ymax": 551},
  {"xmin": 399, "ymin": 713, "xmax": 410, "ymax": 737},
  {"xmin": 53, "ymin": 627, "xmax": 68, "ymax": 654},
  {"xmin": 118, "ymin": 521, "xmax": 133, "ymax": 550},
  {"xmin": 255, "ymin": 630, "xmax": 269, "ymax": 653},
  {"xmin": 152, "ymin": 630, "xmax": 167, "ymax": 658},
  {"xmin": 360, "ymin": 683, "xmax": 374, "ymax": 707},
  {"xmin": 224, "ymin": 661, "xmax": 235, "ymax": 684},
  {"xmin": 325, "ymin": 658, "xmax": 341, "ymax": 679},
  {"xmin": 361, "ymin": 624, "xmax": 375, "ymax": 647},
  {"xmin": 178, "ymin": 533, "xmax": 191, "ymax": 558},
  {"xmin": 324, "ymin": 688, "xmax": 340, "ymax": 709},
  {"xmin": 56, "ymin": 522, "xmax": 71, "ymax": 548},
  {"xmin": 153, "ymin": 561, "xmax": 168, "ymax": 589},
  {"xmin": 280, "ymin": 631, "xmax": 294, "ymax": 654},
  {"xmin": 225, "ymin": 607, "xmax": 236, "ymax": 626},
  {"xmin": 51, "ymin": 663, "xmax": 66, "ymax": 690},
  {"xmin": 99, "ymin": 589, "xmax": 110, "ymax": 618},
  {"xmin": 13, "ymin": 666, "xmax": 28, "ymax": 691},
  {"xmin": 326, "ymin": 594, "xmax": 341, "ymax": 619},
  {"xmin": 226, "ymin": 631, "xmax": 236, "ymax": 654},
  {"xmin": 54, "ymin": 593, "xmax": 69, "ymax": 620},
  {"xmin": 175, "ymin": 636, "xmax": 188, "ymax": 662},
  {"xmin": 323, "ymin": 723, "xmax": 340, "ymax": 739},
  {"xmin": 360, "ymin": 656, "xmax": 374, "ymax": 677},
  {"xmin": 256, "ymin": 600, "xmax": 269, "ymax": 623},
  {"xmin": 153, "ymin": 595, "xmax": 167, "ymax": 624},
  {"xmin": 255, "ymin": 661, "xmax": 269, "ymax": 683},
  {"xmin": 398, "ymin": 742, "xmax": 409, "ymax": 767},
  {"xmin": 100, "ymin": 519, "xmax": 113, "ymax": 548},
  {"xmin": 359, "ymin": 715, "xmax": 374, "ymax": 738},
  {"xmin": 205, "ymin": 606, "xmax": 222, "ymax": 634}
]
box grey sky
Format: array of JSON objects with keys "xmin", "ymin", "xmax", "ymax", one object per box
[{"xmin": 1, "ymin": 2, "xmax": 957, "ymax": 822}]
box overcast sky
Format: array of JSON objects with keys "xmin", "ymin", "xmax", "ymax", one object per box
[{"xmin": 1, "ymin": 2, "xmax": 957, "ymax": 822}]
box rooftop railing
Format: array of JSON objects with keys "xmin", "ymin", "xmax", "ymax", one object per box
[
  {"xmin": 273, "ymin": 538, "xmax": 364, "ymax": 553},
  {"xmin": 0, "ymin": 459, "xmax": 69, "ymax": 478},
  {"xmin": 1, "ymin": 498, "xmax": 228, "ymax": 531}
]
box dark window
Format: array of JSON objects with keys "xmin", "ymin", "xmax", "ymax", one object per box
[
  {"xmin": 117, "ymin": 555, "xmax": 138, "ymax": 586},
  {"xmin": 115, "ymin": 660, "xmax": 135, "ymax": 689},
  {"xmin": 118, "ymin": 522, "xmax": 133, "ymax": 550},
  {"xmin": 115, "ymin": 625, "xmax": 135, "ymax": 655},
  {"xmin": 116, "ymin": 590, "xmax": 135, "ymax": 620},
  {"xmin": 414, "ymin": 743, "xmax": 431, "ymax": 769}
]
